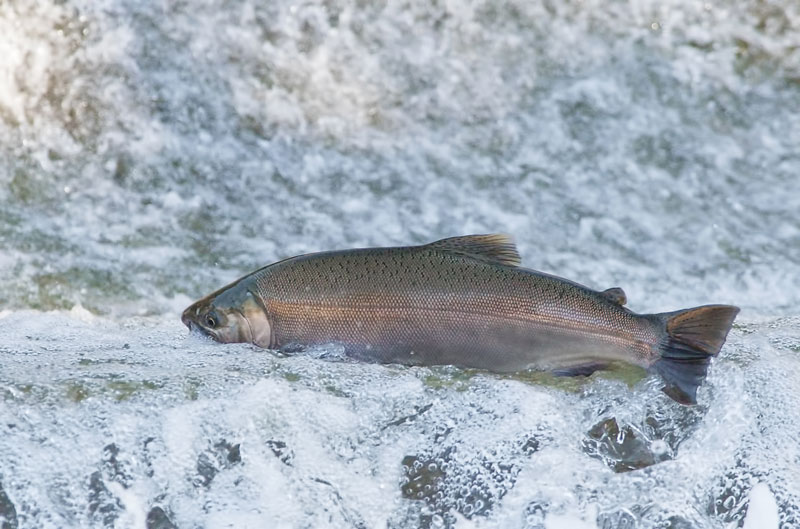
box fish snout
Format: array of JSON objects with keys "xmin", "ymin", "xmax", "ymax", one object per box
[
  {"xmin": 181, "ymin": 304, "xmax": 207, "ymax": 334},
  {"xmin": 181, "ymin": 307, "xmax": 194, "ymax": 329}
]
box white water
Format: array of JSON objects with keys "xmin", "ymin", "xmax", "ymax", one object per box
[{"xmin": 1, "ymin": 1, "xmax": 799, "ymax": 527}]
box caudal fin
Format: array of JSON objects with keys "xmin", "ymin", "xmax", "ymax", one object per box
[{"xmin": 652, "ymin": 305, "xmax": 739, "ymax": 405}]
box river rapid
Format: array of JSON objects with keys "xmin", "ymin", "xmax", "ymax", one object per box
[{"xmin": 1, "ymin": 1, "xmax": 799, "ymax": 528}]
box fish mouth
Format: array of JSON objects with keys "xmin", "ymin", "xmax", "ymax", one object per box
[
  {"xmin": 184, "ymin": 319, "xmax": 218, "ymax": 342},
  {"xmin": 182, "ymin": 306, "xmax": 215, "ymax": 340}
]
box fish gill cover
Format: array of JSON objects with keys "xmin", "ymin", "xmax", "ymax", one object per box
[{"xmin": 0, "ymin": 0, "xmax": 798, "ymax": 528}]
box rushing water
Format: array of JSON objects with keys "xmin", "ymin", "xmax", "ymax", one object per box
[{"xmin": 1, "ymin": 1, "xmax": 799, "ymax": 528}]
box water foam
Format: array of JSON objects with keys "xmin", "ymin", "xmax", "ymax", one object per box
[{"xmin": 1, "ymin": 0, "xmax": 799, "ymax": 527}]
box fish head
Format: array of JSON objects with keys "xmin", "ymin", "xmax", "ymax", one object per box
[{"xmin": 181, "ymin": 280, "xmax": 272, "ymax": 348}]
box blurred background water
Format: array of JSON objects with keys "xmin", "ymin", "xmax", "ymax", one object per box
[{"xmin": 1, "ymin": 0, "xmax": 799, "ymax": 528}]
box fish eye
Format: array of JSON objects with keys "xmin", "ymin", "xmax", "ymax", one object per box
[{"xmin": 205, "ymin": 312, "xmax": 219, "ymax": 328}]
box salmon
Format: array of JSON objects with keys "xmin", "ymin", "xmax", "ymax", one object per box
[{"xmin": 181, "ymin": 234, "xmax": 739, "ymax": 404}]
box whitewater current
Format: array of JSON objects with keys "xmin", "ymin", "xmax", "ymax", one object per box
[{"xmin": 1, "ymin": 1, "xmax": 799, "ymax": 528}]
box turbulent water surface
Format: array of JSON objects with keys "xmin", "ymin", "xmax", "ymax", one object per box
[{"xmin": 1, "ymin": 1, "xmax": 799, "ymax": 528}]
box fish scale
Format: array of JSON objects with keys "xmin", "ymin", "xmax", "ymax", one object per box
[{"xmin": 252, "ymin": 243, "xmax": 656, "ymax": 370}]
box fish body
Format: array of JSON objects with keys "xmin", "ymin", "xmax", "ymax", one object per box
[{"xmin": 182, "ymin": 235, "xmax": 739, "ymax": 404}]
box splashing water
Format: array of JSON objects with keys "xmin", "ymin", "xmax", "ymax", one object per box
[{"xmin": 1, "ymin": 0, "xmax": 799, "ymax": 527}]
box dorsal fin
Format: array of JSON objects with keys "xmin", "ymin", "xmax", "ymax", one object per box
[
  {"xmin": 425, "ymin": 234, "xmax": 521, "ymax": 266},
  {"xmin": 601, "ymin": 287, "xmax": 627, "ymax": 305}
]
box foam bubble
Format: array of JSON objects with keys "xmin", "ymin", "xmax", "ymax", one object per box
[{"xmin": 1, "ymin": 0, "xmax": 799, "ymax": 526}]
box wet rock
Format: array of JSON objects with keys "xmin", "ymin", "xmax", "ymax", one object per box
[
  {"xmin": 400, "ymin": 452, "xmax": 447, "ymax": 504},
  {"xmin": 584, "ymin": 404, "xmax": 705, "ymax": 474},
  {"xmin": 146, "ymin": 506, "xmax": 177, "ymax": 529},
  {"xmin": 88, "ymin": 471, "xmax": 121, "ymax": 527},
  {"xmin": 195, "ymin": 439, "xmax": 243, "ymax": 487},
  {"xmin": 0, "ymin": 481, "xmax": 18, "ymax": 529},
  {"xmin": 584, "ymin": 418, "xmax": 658, "ymax": 472},
  {"xmin": 215, "ymin": 440, "xmax": 241, "ymax": 465},
  {"xmin": 195, "ymin": 455, "xmax": 218, "ymax": 488},
  {"xmin": 86, "ymin": 442, "xmax": 136, "ymax": 526},
  {"xmin": 226, "ymin": 443, "xmax": 241, "ymax": 464},
  {"xmin": 101, "ymin": 443, "xmax": 130, "ymax": 486},
  {"xmin": 397, "ymin": 431, "xmax": 543, "ymax": 527},
  {"xmin": 266, "ymin": 440, "xmax": 293, "ymax": 465},
  {"xmin": 519, "ymin": 435, "xmax": 540, "ymax": 455},
  {"xmin": 399, "ymin": 443, "xmax": 521, "ymax": 526}
]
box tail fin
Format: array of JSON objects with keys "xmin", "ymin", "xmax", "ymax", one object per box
[{"xmin": 652, "ymin": 305, "xmax": 739, "ymax": 405}]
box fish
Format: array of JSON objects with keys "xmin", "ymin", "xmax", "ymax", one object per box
[{"xmin": 181, "ymin": 234, "xmax": 739, "ymax": 404}]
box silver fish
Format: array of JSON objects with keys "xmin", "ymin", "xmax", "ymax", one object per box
[{"xmin": 182, "ymin": 234, "xmax": 739, "ymax": 404}]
